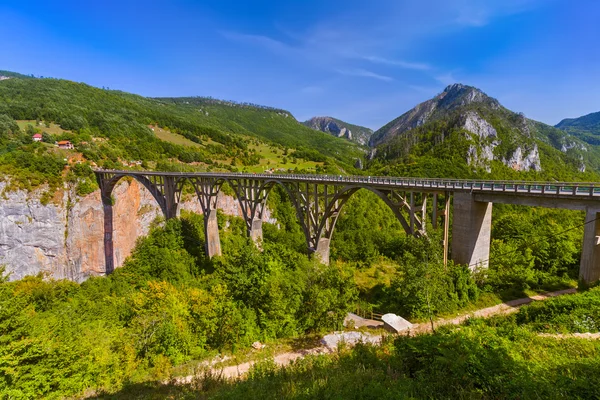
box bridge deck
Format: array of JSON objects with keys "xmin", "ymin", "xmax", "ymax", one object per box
[{"xmin": 95, "ymin": 170, "xmax": 600, "ymax": 200}]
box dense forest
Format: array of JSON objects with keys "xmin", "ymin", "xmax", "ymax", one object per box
[{"xmin": 0, "ymin": 186, "xmax": 591, "ymax": 398}]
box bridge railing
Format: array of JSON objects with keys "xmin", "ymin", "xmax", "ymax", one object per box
[{"xmin": 94, "ymin": 170, "xmax": 600, "ymax": 198}]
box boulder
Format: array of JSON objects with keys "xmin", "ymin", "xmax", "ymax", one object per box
[{"xmin": 381, "ymin": 313, "xmax": 412, "ymax": 333}]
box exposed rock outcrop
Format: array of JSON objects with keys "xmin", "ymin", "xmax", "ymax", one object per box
[
  {"xmin": 303, "ymin": 117, "xmax": 373, "ymax": 146},
  {"xmin": 503, "ymin": 145, "xmax": 542, "ymax": 171},
  {"xmin": 0, "ymin": 180, "xmax": 275, "ymax": 282},
  {"xmin": 462, "ymin": 111, "xmax": 498, "ymax": 140},
  {"xmin": 462, "ymin": 111, "xmax": 498, "ymax": 172}
]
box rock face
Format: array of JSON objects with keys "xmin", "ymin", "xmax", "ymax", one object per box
[
  {"xmin": 503, "ymin": 145, "xmax": 542, "ymax": 171},
  {"xmin": 303, "ymin": 116, "xmax": 373, "ymax": 146},
  {"xmin": 0, "ymin": 180, "xmax": 275, "ymax": 282},
  {"xmin": 462, "ymin": 111, "xmax": 499, "ymax": 172},
  {"xmin": 320, "ymin": 331, "xmax": 381, "ymax": 350}
]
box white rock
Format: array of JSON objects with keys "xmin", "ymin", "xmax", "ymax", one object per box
[
  {"xmin": 320, "ymin": 331, "xmax": 381, "ymax": 350},
  {"xmin": 381, "ymin": 313, "xmax": 413, "ymax": 333},
  {"xmin": 252, "ymin": 341, "xmax": 264, "ymax": 350},
  {"xmin": 503, "ymin": 145, "xmax": 541, "ymax": 172}
]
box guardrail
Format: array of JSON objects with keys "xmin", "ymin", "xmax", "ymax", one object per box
[
  {"xmin": 355, "ymin": 307, "xmax": 384, "ymax": 321},
  {"xmin": 94, "ymin": 170, "xmax": 600, "ymax": 198}
]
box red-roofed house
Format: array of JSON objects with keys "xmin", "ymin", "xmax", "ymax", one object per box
[
  {"xmin": 32, "ymin": 133, "xmax": 42, "ymax": 142},
  {"xmin": 57, "ymin": 140, "xmax": 74, "ymax": 149}
]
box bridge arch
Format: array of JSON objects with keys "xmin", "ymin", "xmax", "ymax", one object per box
[
  {"xmin": 97, "ymin": 172, "xmax": 185, "ymax": 274},
  {"xmin": 279, "ymin": 184, "xmax": 428, "ymax": 264},
  {"xmin": 100, "ymin": 173, "xmax": 184, "ymax": 219}
]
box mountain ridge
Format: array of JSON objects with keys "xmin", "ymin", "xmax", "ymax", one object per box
[{"xmin": 556, "ymin": 111, "xmax": 600, "ymax": 145}]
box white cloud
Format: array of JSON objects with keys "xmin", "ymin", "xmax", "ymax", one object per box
[
  {"xmin": 336, "ymin": 68, "xmax": 394, "ymax": 82},
  {"xmin": 361, "ymin": 55, "xmax": 431, "ymax": 71},
  {"xmin": 452, "ymin": 0, "xmax": 545, "ymax": 27},
  {"xmin": 221, "ymin": 30, "xmax": 397, "ymax": 82},
  {"xmin": 219, "ymin": 31, "xmax": 296, "ymax": 57}
]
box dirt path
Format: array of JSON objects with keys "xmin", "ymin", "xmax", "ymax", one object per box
[
  {"xmin": 176, "ymin": 288, "xmax": 578, "ymax": 382},
  {"xmin": 410, "ymin": 288, "xmax": 577, "ymax": 334},
  {"xmin": 538, "ymin": 332, "xmax": 600, "ymax": 339}
]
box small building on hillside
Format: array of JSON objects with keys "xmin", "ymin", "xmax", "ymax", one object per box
[
  {"xmin": 57, "ymin": 140, "xmax": 74, "ymax": 149},
  {"xmin": 32, "ymin": 133, "xmax": 42, "ymax": 142}
]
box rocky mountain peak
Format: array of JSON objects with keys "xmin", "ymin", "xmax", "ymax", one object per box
[
  {"xmin": 369, "ymin": 83, "xmax": 500, "ymax": 147},
  {"xmin": 438, "ymin": 83, "xmax": 498, "ymax": 109}
]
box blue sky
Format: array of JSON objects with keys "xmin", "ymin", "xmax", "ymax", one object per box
[{"xmin": 0, "ymin": 0, "xmax": 598, "ymax": 129}]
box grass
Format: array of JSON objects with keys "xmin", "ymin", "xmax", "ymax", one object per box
[
  {"xmin": 150, "ymin": 125, "xmax": 224, "ymax": 149},
  {"xmin": 240, "ymin": 142, "xmax": 323, "ymax": 173},
  {"xmin": 151, "ymin": 125, "xmax": 205, "ymax": 148},
  {"xmin": 149, "ymin": 127, "xmax": 322, "ymax": 173},
  {"xmin": 16, "ymin": 120, "xmax": 69, "ymax": 135}
]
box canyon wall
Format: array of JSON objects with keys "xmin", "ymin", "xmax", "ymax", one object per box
[{"xmin": 0, "ymin": 180, "xmax": 274, "ymax": 282}]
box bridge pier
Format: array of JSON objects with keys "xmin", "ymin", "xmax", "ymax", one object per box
[
  {"xmin": 314, "ymin": 238, "xmax": 331, "ymax": 264},
  {"xmin": 249, "ymin": 218, "xmax": 263, "ymax": 247},
  {"xmin": 163, "ymin": 176, "xmax": 181, "ymax": 220},
  {"xmin": 101, "ymin": 194, "xmax": 115, "ymax": 275},
  {"xmin": 451, "ymin": 192, "xmax": 492, "ymax": 269},
  {"xmin": 580, "ymin": 207, "xmax": 600, "ymax": 284},
  {"xmin": 204, "ymin": 209, "xmax": 222, "ymax": 258},
  {"xmin": 228, "ymin": 179, "xmax": 272, "ymax": 249}
]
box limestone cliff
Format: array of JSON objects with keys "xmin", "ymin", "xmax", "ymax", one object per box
[{"xmin": 0, "ymin": 180, "xmax": 274, "ymax": 282}]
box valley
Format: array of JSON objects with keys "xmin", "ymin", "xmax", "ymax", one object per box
[{"xmin": 1, "ymin": 71, "xmax": 600, "ymax": 399}]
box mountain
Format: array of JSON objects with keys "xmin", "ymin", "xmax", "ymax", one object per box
[
  {"xmin": 302, "ymin": 116, "xmax": 373, "ymax": 146},
  {"xmin": 153, "ymin": 97, "xmax": 362, "ymax": 164},
  {"xmin": 556, "ymin": 111, "xmax": 600, "ymax": 145},
  {"xmin": 370, "ymin": 84, "xmax": 500, "ymax": 147},
  {"xmin": 368, "ymin": 84, "xmax": 600, "ymax": 180},
  {"xmin": 0, "ymin": 73, "xmax": 363, "ymax": 189}
]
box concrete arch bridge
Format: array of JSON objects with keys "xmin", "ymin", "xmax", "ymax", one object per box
[{"xmin": 94, "ymin": 170, "xmax": 600, "ymax": 284}]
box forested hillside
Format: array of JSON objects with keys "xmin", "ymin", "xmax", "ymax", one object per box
[
  {"xmin": 556, "ymin": 111, "xmax": 600, "ymax": 145},
  {"xmin": 0, "ymin": 75, "xmax": 362, "ymax": 192},
  {"xmin": 0, "ymin": 193, "xmax": 592, "ymax": 398}
]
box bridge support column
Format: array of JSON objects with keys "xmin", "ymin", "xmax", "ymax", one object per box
[
  {"xmin": 101, "ymin": 195, "xmax": 115, "ymax": 275},
  {"xmin": 163, "ymin": 176, "xmax": 180, "ymax": 219},
  {"xmin": 580, "ymin": 207, "xmax": 600, "ymax": 284},
  {"xmin": 249, "ymin": 218, "xmax": 263, "ymax": 247},
  {"xmin": 205, "ymin": 209, "xmax": 222, "ymax": 258},
  {"xmin": 451, "ymin": 192, "xmax": 492, "ymax": 269},
  {"xmin": 314, "ymin": 238, "xmax": 331, "ymax": 265}
]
